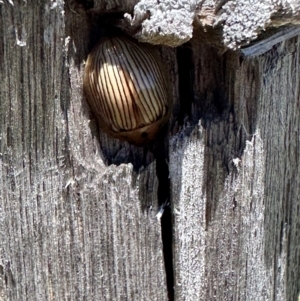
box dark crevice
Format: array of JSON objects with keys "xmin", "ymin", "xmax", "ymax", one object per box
[
  {"xmin": 160, "ymin": 205, "xmax": 174, "ymax": 301},
  {"xmin": 77, "ymin": 0, "xmax": 94, "ymax": 10},
  {"xmin": 153, "ymin": 143, "xmax": 174, "ymax": 301},
  {"xmin": 149, "ymin": 42, "xmax": 196, "ymax": 301},
  {"xmin": 176, "ymin": 43, "xmax": 194, "ymax": 125}
]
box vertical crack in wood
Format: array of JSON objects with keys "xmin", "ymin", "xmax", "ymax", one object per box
[
  {"xmin": 153, "ymin": 143, "xmax": 174, "ymax": 301},
  {"xmin": 150, "ymin": 41, "xmax": 196, "ymax": 301},
  {"xmin": 176, "ymin": 43, "xmax": 194, "ymax": 125}
]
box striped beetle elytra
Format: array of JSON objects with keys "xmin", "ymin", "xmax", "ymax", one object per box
[{"xmin": 84, "ymin": 36, "xmax": 171, "ymax": 145}]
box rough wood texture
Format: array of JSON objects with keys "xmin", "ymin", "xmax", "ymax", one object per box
[
  {"xmin": 1, "ymin": 0, "xmax": 300, "ymax": 301},
  {"xmin": 215, "ymin": 0, "xmax": 300, "ymax": 48},
  {"xmin": 0, "ymin": 1, "xmax": 168, "ymax": 300},
  {"xmin": 100, "ymin": 0, "xmax": 300, "ymax": 48},
  {"xmin": 170, "ymin": 38, "xmax": 300, "ymax": 300},
  {"xmin": 124, "ymin": 0, "xmax": 197, "ymax": 46}
]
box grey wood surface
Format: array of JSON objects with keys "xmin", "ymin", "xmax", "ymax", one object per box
[
  {"xmin": 170, "ymin": 39, "xmax": 300, "ymax": 301},
  {"xmin": 0, "ymin": 1, "xmax": 168, "ymax": 300},
  {"xmin": 0, "ymin": 1, "xmax": 299, "ymax": 301}
]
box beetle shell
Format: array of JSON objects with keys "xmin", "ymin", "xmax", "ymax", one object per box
[{"xmin": 83, "ymin": 36, "xmax": 170, "ymax": 145}]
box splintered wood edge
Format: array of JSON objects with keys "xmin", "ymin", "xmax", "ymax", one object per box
[{"xmin": 240, "ymin": 26, "xmax": 300, "ymax": 57}]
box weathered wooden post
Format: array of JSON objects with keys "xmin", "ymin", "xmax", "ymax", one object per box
[{"xmin": 1, "ymin": 1, "xmax": 299, "ymax": 300}]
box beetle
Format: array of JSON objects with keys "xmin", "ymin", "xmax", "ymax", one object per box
[{"xmin": 83, "ymin": 36, "xmax": 171, "ymax": 145}]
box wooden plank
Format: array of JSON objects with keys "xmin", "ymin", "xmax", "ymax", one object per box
[
  {"xmin": 1, "ymin": 1, "xmax": 300, "ymax": 300},
  {"xmin": 169, "ymin": 37, "xmax": 300, "ymax": 300},
  {"xmin": 0, "ymin": 1, "xmax": 168, "ymax": 300}
]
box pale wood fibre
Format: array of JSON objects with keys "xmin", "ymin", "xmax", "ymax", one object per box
[
  {"xmin": 0, "ymin": 1, "xmax": 168, "ymax": 300},
  {"xmin": 170, "ymin": 39, "xmax": 300, "ymax": 301}
]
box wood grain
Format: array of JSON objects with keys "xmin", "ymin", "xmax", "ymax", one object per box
[
  {"xmin": 0, "ymin": 1, "xmax": 168, "ymax": 300},
  {"xmin": 1, "ymin": 1, "xmax": 299, "ymax": 301},
  {"xmin": 169, "ymin": 38, "xmax": 300, "ymax": 301}
]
